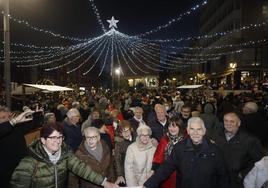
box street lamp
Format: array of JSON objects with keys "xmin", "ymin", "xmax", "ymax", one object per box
[
  {"xmin": 172, "ymin": 77, "xmax": 176, "ymax": 87},
  {"xmin": 115, "ymin": 67, "xmax": 121, "ymax": 91},
  {"xmin": 229, "ymin": 62, "xmax": 237, "ymax": 69},
  {"xmin": 3, "ymin": 0, "xmax": 11, "ymax": 108}
]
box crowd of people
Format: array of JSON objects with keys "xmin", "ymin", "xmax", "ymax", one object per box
[{"xmin": 0, "ymin": 86, "xmax": 268, "ymax": 188}]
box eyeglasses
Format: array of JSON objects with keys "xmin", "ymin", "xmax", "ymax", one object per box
[
  {"xmin": 85, "ymin": 135, "xmax": 98, "ymax": 141},
  {"xmin": 47, "ymin": 136, "xmax": 64, "ymax": 141}
]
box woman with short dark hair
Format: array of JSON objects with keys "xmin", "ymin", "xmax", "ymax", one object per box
[{"xmin": 10, "ymin": 123, "xmax": 118, "ymax": 188}]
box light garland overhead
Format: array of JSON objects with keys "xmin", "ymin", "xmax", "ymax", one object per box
[
  {"xmin": 143, "ymin": 22, "xmax": 266, "ymax": 43},
  {"xmin": 87, "ymin": 0, "xmax": 207, "ymax": 37},
  {"xmin": 3, "ymin": 2, "xmax": 267, "ymax": 77},
  {"xmin": 3, "ymin": 11, "xmax": 88, "ymax": 42},
  {"xmin": 135, "ymin": 0, "xmax": 208, "ymax": 37},
  {"xmin": 88, "ymin": 0, "xmax": 107, "ymax": 33}
]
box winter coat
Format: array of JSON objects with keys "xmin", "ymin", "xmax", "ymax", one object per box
[
  {"xmin": 63, "ymin": 118, "xmax": 83, "ymax": 152},
  {"xmin": 241, "ymin": 112, "xmax": 268, "ymax": 146},
  {"xmin": 209, "ymin": 129, "xmax": 266, "ymax": 188},
  {"xmin": 244, "ymin": 156, "xmax": 268, "ymax": 188},
  {"xmin": 10, "ymin": 139, "xmax": 105, "ymax": 188},
  {"xmin": 152, "ymin": 136, "xmax": 176, "ymax": 188},
  {"xmin": 125, "ymin": 139, "xmax": 156, "ymax": 186},
  {"xmin": 0, "ymin": 112, "xmax": 43, "ymax": 188},
  {"xmin": 200, "ymin": 103, "xmax": 220, "ymax": 134},
  {"xmin": 144, "ymin": 137, "xmax": 229, "ymax": 188},
  {"xmin": 147, "ymin": 118, "xmax": 168, "ymax": 142},
  {"xmin": 114, "ymin": 138, "xmax": 133, "ymax": 178},
  {"xmin": 68, "ymin": 140, "xmax": 115, "ymax": 188}
]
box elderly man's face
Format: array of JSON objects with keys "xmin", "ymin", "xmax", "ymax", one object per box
[
  {"xmin": 0, "ymin": 111, "xmax": 10, "ymax": 123},
  {"xmin": 70, "ymin": 115, "xmax": 80, "ymax": 124},
  {"xmin": 156, "ymin": 107, "xmax": 166, "ymax": 122},
  {"xmin": 187, "ymin": 122, "xmax": 206, "ymax": 145},
  {"xmin": 223, "ymin": 113, "xmax": 240, "ymax": 135},
  {"xmin": 181, "ymin": 107, "xmax": 191, "ymax": 119},
  {"xmin": 134, "ymin": 108, "xmax": 143, "ymax": 119},
  {"xmin": 85, "ymin": 131, "xmax": 100, "ymax": 150}
]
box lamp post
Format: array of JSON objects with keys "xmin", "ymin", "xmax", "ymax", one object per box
[
  {"xmin": 115, "ymin": 68, "xmax": 121, "ymax": 91},
  {"xmin": 3, "ymin": 0, "xmax": 11, "ymax": 108},
  {"xmin": 172, "ymin": 77, "xmax": 176, "ymax": 87}
]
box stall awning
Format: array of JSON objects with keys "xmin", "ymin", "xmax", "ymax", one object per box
[
  {"xmin": 12, "ymin": 84, "xmax": 73, "ymax": 95},
  {"xmin": 177, "ymin": 85, "xmax": 203, "ymax": 89}
]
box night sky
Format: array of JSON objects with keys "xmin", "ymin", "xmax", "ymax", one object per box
[{"xmin": 4, "ymin": 0, "xmax": 202, "ymax": 45}]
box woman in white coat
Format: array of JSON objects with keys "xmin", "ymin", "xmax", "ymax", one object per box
[
  {"xmin": 125, "ymin": 125, "xmax": 156, "ymax": 186},
  {"xmin": 244, "ymin": 156, "xmax": 268, "ymax": 188}
]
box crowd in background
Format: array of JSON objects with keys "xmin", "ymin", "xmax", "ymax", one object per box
[{"xmin": 1, "ymin": 84, "xmax": 268, "ymax": 188}]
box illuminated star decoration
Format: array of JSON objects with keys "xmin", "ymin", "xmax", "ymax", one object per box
[{"xmin": 107, "ymin": 16, "xmax": 119, "ymax": 28}]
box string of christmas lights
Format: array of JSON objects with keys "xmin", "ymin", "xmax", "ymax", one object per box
[
  {"xmin": 98, "ymin": 38, "xmax": 112, "ymax": 76},
  {"xmin": 66, "ymin": 36, "xmax": 108, "ymax": 73},
  {"xmin": 135, "ymin": 40, "xmax": 243, "ymax": 60},
  {"xmin": 88, "ymin": 0, "xmax": 107, "ymax": 33},
  {"xmin": 42, "ymin": 37, "xmax": 106, "ymax": 70},
  {"xmin": 143, "ymin": 22, "xmax": 266, "ymax": 43},
  {"xmin": 116, "ymin": 32, "xmax": 173, "ymax": 71},
  {"xmin": 135, "ymin": 0, "xmax": 208, "ymax": 37},
  {"xmin": 6, "ymin": 9, "xmax": 267, "ymax": 76},
  {"xmin": 3, "ymin": 11, "xmax": 89, "ymax": 42},
  {"xmin": 117, "ymin": 33, "xmax": 185, "ymax": 69},
  {"xmin": 13, "ymin": 43, "xmax": 87, "ymax": 64},
  {"xmin": 166, "ymin": 39, "xmax": 267, "ymax": 51},
  {"xmin": 82, "ymin": 38, "xmax": 110, "ymax": 75},
  {"xmin": 128, "ymin": 39, "xmax": 183, "ymax": 69},
  {"xmin": 116, "ymin": 35, "xmax": 149, "ymax": 74},
  {"xmin": 114, "ymin": 36, "xmax": 137, "ymax": 75},
  {"xmin": 17, "ymin": 40, "xmax": 95, "ymax": 67},
  {"xmin": 116, "ymin": 36, "xmax": 162, "ymax": 72}
]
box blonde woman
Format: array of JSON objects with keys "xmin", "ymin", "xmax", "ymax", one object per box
[{"xmin": 125, "ymin": 125, "xmax": 156, "ymax": 186}]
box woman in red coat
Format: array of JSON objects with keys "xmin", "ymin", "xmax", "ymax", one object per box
[{"xmin": 152, "ymin": 116, "xmax": 186, "ymax": 188}]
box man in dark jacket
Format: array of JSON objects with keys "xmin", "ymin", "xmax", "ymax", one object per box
[
  {"xmin": 148, "ymin": 104, "xmax": 168, "ymax": 142},
  {"xmin": 209, "ymin": 111, "xmax": 266, "ymax": 188},
  {"xmin": 0, "ymin": 105, "xmax": 44, "ymax": 188},
  {"xmin": 144, "ymin": 117, "xmax": 229, "ymax": 188},
  {"xmin": 179, "ymin": 104, "xmax": 192, "ymax": 130},
  {"xmin": 128, "ymin": 106, "xmax": 146, "ymax": 134},
  {"xmin": 241, "ymin": 102, "xmax": 268, "ymax": 146}
]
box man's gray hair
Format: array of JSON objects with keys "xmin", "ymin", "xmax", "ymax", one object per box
[
  {"xmin": 83, "ymin": 126, "xmax": 100, "ymax": 136},
  {"xmin": 187, "ymin": 117, "xmax": 206, "ymax": 131},
  {"xmin": 134, "ymin": 106, "xmax": 143, "ymax": 112},
  {"xmin": 244, "ymin": 102, "xmax": 258, "ymax": 113},
  {"xmin": 137, "ymin": 125, "xmax": 152, "ymax": 136},
  {"xmin": 66, "ymin": 108, "xmax": 80, "ymax": 118}
]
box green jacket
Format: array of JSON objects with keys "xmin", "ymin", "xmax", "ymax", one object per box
[{"xmin": 10, "ymin": 139, "xmax": 105, "ymax": 188}]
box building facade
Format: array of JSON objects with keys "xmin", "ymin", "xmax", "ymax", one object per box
[{"xmin": 197, "ymin": 0, "xmax": 268, "ymax": 89}]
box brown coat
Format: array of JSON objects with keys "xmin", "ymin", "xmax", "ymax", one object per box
[
  {"xmin": 68, "ymin": 140, "xmax": 115, "ymax": 188},
  {"xmin": 114, "ymin": 139, "xmax": 133, "ymax": 177}
]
